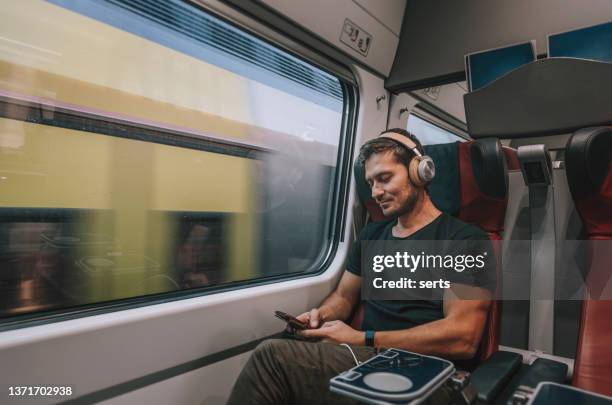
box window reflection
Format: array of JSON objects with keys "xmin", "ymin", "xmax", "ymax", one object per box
[{"xmin": 407, "ymin": 114, "xmax": 465, "ymax": 145}]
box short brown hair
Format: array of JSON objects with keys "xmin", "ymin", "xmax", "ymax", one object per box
[{"xmin": 358, "ymin": 128, "xmax": 424, "ymax": 169}]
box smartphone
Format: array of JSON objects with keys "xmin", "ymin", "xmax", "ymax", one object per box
[{"xmin": 274, "ymin": 310, "xmax": 308, "ymax": 330}]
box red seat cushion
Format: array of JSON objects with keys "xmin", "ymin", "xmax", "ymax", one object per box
[
  {"xmin": 457, "ymin": 141, "xmax": 508, "ymax": 234},
  {"xmin": 573, "ymin": 162, "xmax": 612, "ymax": 238},
  {"xmin": 503, "ymin": 146, "xmax": 520, "ymax": 171},
  {"xmin": 565, "ymin": 127, "xmax": 612, "ymax": 395}
]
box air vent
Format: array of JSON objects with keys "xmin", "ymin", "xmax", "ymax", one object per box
[{"xmin": 105, "ymin": 0, "xmax": 343, "ymax": 101}]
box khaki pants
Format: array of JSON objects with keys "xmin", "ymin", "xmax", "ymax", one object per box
[{"xmin": 227, "ymin": 338, "xmax": 454, "ymax": 405}]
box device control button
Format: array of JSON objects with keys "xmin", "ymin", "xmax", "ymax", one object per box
[
  {"xmin": 341, "ymin": 371, "xmax": 362, "ymax": 381},
  {"xmin": 380, "ymin": 350, "xmax": 399, "ymax": 359}
]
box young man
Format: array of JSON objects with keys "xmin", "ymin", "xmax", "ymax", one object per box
[{"xmin": 228, "ymin": 129, "xmax": 495, "ymax": 405}]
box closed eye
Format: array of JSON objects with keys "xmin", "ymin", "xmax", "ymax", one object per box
[{"xmin": 366, "ymin": 172, "xmax": 392, "ymax": 187}]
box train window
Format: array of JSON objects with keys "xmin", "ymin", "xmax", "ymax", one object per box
[
  {"xmin": 407, "ymin": 114, "xmax": 466, "ymax": 145},
  {"xmin": 0, "ymin": 0, "xmax": 351, "ymax": 321}
]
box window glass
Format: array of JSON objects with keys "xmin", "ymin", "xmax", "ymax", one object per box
[
  {"xmin": 0, "ymin": 0, "xmax": 348, "ymax": 319},
  {"xmin": 407, "ymin": 114, "xmax": 465, "ymax": 145}
]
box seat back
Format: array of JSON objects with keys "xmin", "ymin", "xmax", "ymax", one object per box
[
  {"xmin": 457, "ymin": 139, "xmax": 510, "ymax": 362},
  {"xmin": 565, "ymin": 127, "xmax": 612, "ymax": 396},
  {"xmin": 352, "ymin": 137, "xmax": 512, "ymax": 362}
]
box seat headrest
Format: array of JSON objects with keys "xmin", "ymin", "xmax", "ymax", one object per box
[
  {"xmin": 458, "ymin": 138, "xmax": 508, "ymax": 234},
  {"xmin": 353, "ymin": 137, "xmax": 509, "ymax": 228},
  {"xmin": 424, "ymin": 141, "xmax": 461, "ymax": 215},
  {"xmin": 469, "ymin": 138, "xmax": 508, "ymax": 199},
  {"xmin": 565, "ymin": 127, "xmax": 612, "ymax": 238},
  {"xmin": 566, "ymin": 127, "xmax": 612, "ymax": 200}
]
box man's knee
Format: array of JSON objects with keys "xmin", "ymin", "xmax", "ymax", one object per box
[
  {"xmin": 251, "ymin": 338, "xmax": 314, "ymax": 371},
  {"xmin": 230, "ymin": 339, "xmax": 294, "ymax": 404},
  {"xmin": 252, "ymin": 338, "xmax": 293, "ymax": 362}
]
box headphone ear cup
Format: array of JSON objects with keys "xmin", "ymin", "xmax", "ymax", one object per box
[
  {"xmin": 418, "ymin": 156, "xmax": 436, "ymax": 184},
  {"xmin": 409, "ymin": 157, "xmax": 425, "ymax": 187}
]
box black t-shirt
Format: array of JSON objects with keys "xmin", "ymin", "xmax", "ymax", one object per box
[{"xmin": 347, "ymin": 213, "xmax": 496, "ymax": 331}]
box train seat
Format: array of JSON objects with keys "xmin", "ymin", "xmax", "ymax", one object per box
[
  {"xmin": 565, "ymin": 127, "xmax": 612, "ymax": 396},
  {"xmin": 352, "ymin": 136, "xmax": 512, "ymax": 363}
]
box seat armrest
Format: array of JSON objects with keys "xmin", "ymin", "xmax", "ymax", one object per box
[
  {"xmin": 513, "ymin": 358, "xmax": 568, "ymax": 389},
  {"xmin": 471, "ymin": 350, "xmax": 522, "ymax": 403},
  {"xmin": 507, "ymin": 359, "xmax": 569, "ymax": 404}
]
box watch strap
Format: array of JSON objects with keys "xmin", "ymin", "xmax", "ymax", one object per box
[{"xmin": 365, "ymin": 330, "xmax": 375, "ymax": 347}]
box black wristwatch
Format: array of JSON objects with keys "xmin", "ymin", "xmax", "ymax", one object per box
[{"xmin": 365, "ymin": 330, "xmax": 375, "ymax": 347}]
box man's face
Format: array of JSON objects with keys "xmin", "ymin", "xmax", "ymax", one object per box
[{"xmin": 364, "ymin": 151, "xmax": 418, "ymax": 217}]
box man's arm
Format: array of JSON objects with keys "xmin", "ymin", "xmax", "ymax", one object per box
[
  {"xmin": 301, "ymin": 284, "xmax": 491, "ymax": 360},
  {"xmin": 296, "ymin": 270, "xmax": 361, "ymax": 328},
  {"xmin": 373, "ymin": 285, "xmax": 491, "ymax": 359}
]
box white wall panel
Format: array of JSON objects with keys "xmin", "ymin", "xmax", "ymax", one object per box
[
  {"xmin": 260, "ymin": 0, "xmax": 406, "ymax": 76},
  {"xmin": 353, "ymin": 0, "xmax": 406, "ymax": 36},
  {"xmin": 412, "ymin": 82, "xmax": 468, "ymax": 123}
]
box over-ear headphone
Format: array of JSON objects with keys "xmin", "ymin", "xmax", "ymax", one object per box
[{"xmin": 379, "ymin": 132, "xmax": 436, "ymax": 187}]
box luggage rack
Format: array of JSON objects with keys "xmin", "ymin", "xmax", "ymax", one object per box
[{"xmin": 463, "ymin": 58, "xmax": 612, "ymax": 139}]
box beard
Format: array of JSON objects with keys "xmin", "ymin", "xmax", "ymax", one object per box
[{"xmin": 385, "ymin": 189, "xmax": 419, "ymax": 217}]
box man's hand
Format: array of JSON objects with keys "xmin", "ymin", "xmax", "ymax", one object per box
[
  {"xmin": 299, "ymin": 320, "xmax": 364, "ymax": 345},
  {"xmin": 296, "ymin": 308, "xmax": 323, "ymax": 329}
]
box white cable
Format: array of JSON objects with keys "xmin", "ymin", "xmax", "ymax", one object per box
[{"xmin": 340, "ymin": 343, "xmax": 361, "ymax": 366}]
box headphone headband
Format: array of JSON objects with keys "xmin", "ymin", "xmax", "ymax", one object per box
[{"xmin": 379, "ymin": 132, "xmax": 423, "ymax": 157}]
